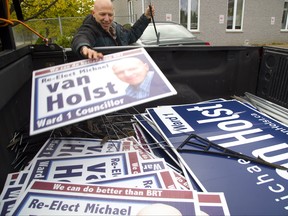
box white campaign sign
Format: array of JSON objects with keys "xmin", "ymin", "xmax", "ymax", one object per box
[{"xmin": 30, "ymin": 48, "xmax": 177, "ymax": 135}]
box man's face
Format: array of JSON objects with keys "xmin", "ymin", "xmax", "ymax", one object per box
[
  {"xmin": 93, "ymin": 0, "xmax": 114, "ymax": 31},
  {"xmin": 113, "ymin": 58, "xmax": 149, "ymax": 86}
]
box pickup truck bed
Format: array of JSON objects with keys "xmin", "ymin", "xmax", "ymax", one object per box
[{"xmin": 0, "ymin": 44, "xmax": 287, "ymax": 215}]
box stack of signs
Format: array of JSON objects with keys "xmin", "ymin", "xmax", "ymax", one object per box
[
  {"xmin": 6, "ymin": 47, "xmax": 284, "ymax": 215},
  {"xmin": 143, "ymin": 99, "xmax": 288, "ymax": 215},
  {"xmin": 0, "ymin": 137, "xmax": 230, "ymax": 215}
]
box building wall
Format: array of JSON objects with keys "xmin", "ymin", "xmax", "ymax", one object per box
[
  {"xmin": 196, "ymin": 0, "xmax": 228, "ymax": 45},
  {"xmin": 241, "ymin": 0, "xmax": 287, "ymax": 45},
  {"xmin": 198, "ymin": 0, "xmax": 288, "ymax": 45},
  {"xmin": 113, "ymin": 0, "xmax": 180, "ymax": 24},
  {"xmin": 113, "ymin": 1, "xmax": 129, "ymax": 24},
  {"xmin": 113, "ymin": 0, "xmax": 288, "ymax": 45},
  {"xmin": 147, "ymin": 0, "xmax": 180, "ymax": 22}
]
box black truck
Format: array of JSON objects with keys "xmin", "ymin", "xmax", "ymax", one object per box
[{"xmin": 1, "ymin": 0, "xmax": 288, "ymax": 215}]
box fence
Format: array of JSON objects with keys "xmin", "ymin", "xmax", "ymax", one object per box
[{"xmin": 13, "ymin": 15, "xmax": 134, "ymax": 47}]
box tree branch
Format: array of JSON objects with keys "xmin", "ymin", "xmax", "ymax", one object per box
[{"xmin": 24, "ymin": 0, "xmax": 59, "ymax": 21}]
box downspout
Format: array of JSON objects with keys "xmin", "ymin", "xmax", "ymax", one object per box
[{"xmin": 142, "ymin": 0, "xmax": 145, "ymax": 14}]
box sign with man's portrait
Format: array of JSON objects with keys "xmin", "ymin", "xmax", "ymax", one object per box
[{"xmin": 30, "ymin": 48, "xmax": 177, "ymax": 135}]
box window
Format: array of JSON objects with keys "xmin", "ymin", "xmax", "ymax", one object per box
[
  {"xmin": 227, "ymin": 0, "xmax": 245, "ymax": 31},
  {"xmin": 282, "ymin": 0, "xmax": 288, "ymax": 30},
  {"xmin": 180, "ymin": 0, "xmax": 199, "ymax": 31}
]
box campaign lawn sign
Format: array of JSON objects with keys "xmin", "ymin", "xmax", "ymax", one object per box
[
  {"xmin": 0, "ymin": 172, "xmax": 25, "ymax": 215},
  {"xmin": 197, "ymin": 192, "xmax": 230, "ymax": 216},
  {"xmin": 1, "ymin": 146, "xmax": 194, "ymax": 215},
  {"xmin": 1, "ymin": 172, "xmax": 18, "ymax": 188},
  {"xmin": 1, "ymin": 138, "xmax": 192, "ymax": 215},
  {"xmin": 27, "ymin": 137, "xmax": 122, "ymax": 168},
  {"xmin": 133, "ymin": 113, "xmax": 203, "ymax": 191},
  {"xmin": 9, "ymin": 180, "xmax": 231, "ymax": 216},
  {"xmin": 122, "ymin": 135, "xmax": 190, "ymax": 190},
  {"xmin": 117, "ymin": 139, "xmax": 155, "ymax": 160},
  {"xmin": 0, "ymin": 199, "xmax": 17, "ymax": 216},
  {"xmin": 22, "ymin": 151, "xmax": 141, "ymax": 192},
  {"xmin": 30, "ymin": 48, "xmax": 177, "ymax": 135},
  {"xmin": 0, "ymin": 185, "xmax": 21, "ymax": 202},
  {"xmin": 35, "ymin": 137, "xmax": 122, "ymax": 157},
  {"xmin": 5, "ymin": 95, "xmax": 247, "ymax": 215},
  {"xmin": 146, "ymin": 99, "xmax": 288, "ymax": 215},
  {"xmin": 88, "ymin": 170, "xmax": 180, "ymax": 190},
  {"xmin": 9, "ymin": 180, "xmax": 200, "ymax": 216},
  {"xmin": 133, "ymin": 114, "xmax": 181, "ymax": 167}
]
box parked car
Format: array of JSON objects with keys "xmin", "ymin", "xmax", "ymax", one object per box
[{"xmin": 133, "ymin": 21, "xmax": 210, "ymax": 46}]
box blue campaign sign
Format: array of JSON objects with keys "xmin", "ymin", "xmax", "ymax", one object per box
[
  {"xmin": 147, "ymin": 100, "xmax": 288, "ymax": 215},
  {"xmin": 134, "ymin": 113, "xmax": 204, "ymax": 191}
]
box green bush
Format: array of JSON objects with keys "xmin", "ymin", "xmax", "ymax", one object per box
[
  {"xmin": 123, "ymin": 23, "xmax": 132, "ymax": 30},
  {"xmin": 54, "ymin": 35, "xmax": 73, "ymax": 48}
]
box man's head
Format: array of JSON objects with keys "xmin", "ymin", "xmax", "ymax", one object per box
[
  {"xmin": 92, "ymin": 0, "xmax": 114, "ymax": 31},
  {"xmin": 112, "ymin": 57, "xmax": 149, "ymax": 86}
]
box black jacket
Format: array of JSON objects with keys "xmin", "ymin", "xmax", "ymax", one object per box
[{"xmin": 71, "ymin": 14, "xmax": 150, "ymax": 57}]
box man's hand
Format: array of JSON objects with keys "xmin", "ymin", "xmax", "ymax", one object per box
[
  {"xmin": 80, "ymin": 46, "xmax": 104, "ymax": 60},
  {"xmin": 144, "ymin": 4, "xmax": 155, "ymax": 20}
]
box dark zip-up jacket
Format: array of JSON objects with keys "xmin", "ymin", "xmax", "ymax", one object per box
[{"xmin": 71, "ymin": 14, "xmax": 150, "ymax": 57}]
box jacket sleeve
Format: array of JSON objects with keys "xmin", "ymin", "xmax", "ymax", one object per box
[
  {"xmin": 120, "ymin": 14, "xmax": 151, "ymax": 45},
  {"xmin": 71, "ymin": 15, "xmax": 98, "ymax": 57}
]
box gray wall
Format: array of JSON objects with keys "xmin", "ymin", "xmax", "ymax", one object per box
[
  {"xmin": 146, "ymin": 0, "xmax": 180, "ymax": 22},
  {"xmin": 113, "ymin": 0, "xmax": 179, "ymax": 24},
  {"xmin": 113, "ymin": 0, "xmax": 288, "ymax": 45},
  {"xmin": 197, "ymin": 0, "xmax": 288, "ymax": 45},
  {"xmin": 113, "ymin": 1, "xmax": 129, "ymax": 24}
]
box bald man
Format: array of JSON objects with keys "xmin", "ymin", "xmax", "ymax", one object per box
[{"xmin": 72, "ymin": 0, "xmax": 155, "ymax": 59}]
